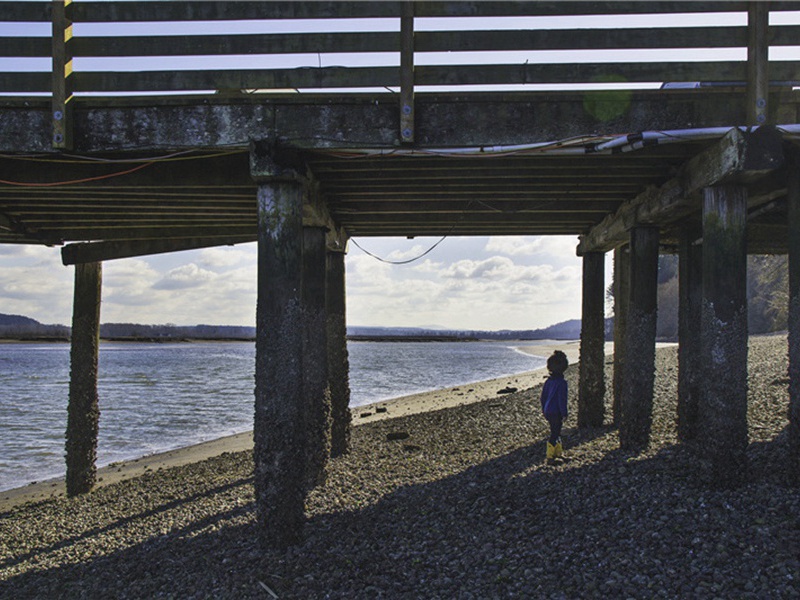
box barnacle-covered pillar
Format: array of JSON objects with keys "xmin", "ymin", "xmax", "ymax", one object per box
[
  {"xmin": 251, "ymin": 146, "xmax": 307, "ymax": 549},
  {"xmin": 786, "ymin": 148, "xmax": 800, "ymax": 480},
  {"xmin": 700, "ymin": 185, "xmax": 748, "ymax": 487},
  {"xmin": 327, "ymin": 245, "xmax": 351, "ymax": 457},
  {"xmin": 619, "ymin": 226, "xmax": 659, "ymax": 451},
  {"xmin": 303, "ymin": 225, "xmax": 331, "ymax": 487},
  {"xmin": 678, "ymin": 221, "xmax": 703, "ymax": 442},
  {"xmin": 612, "ymin": 245, "xmax": 630, "ymax": 426},
  {"xmin": 578, "ymin": 251, "xmax": 606, "ymax": 428},
  {"xmin": 65, "ymin": 261, "xmax": 102, "ymax": 496}
]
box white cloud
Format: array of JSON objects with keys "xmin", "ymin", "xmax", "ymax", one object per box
[
  {"xmin": 152, "ymin": 263, "xmax": 216, "ymax": 290},
  {"xmin": 0, "ymin": 235, "xmax": 603, "ymax": 331},
  {"xmin": 198, "ymin": 245, "xmax": 255, "ymax": 269},
  {"xmin": 346, "ymin": 242, "xmax": 586, "ymax": 330},
  {"xmin": 485, "ymin": 235, "xmax": 579, "ymax": 258}
]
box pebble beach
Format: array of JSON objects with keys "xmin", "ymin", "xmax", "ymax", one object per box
[{"xmin": 1, "ymin": 335, "xmax": 797, "ymax": 598}]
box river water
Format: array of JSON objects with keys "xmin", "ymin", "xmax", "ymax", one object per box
[{"xmin": 0, "ymin": 340, "xmax": 547, "ymax": 491}]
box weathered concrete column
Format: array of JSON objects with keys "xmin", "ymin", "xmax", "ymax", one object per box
[
  {"xmin": 65, "ymin": 261, "xmax": 102, "ymax": 496},
  {"xmin": 700, "ymin": 185, "xmax": 748, "ymax": 487},
  {"xmin": 254, "ymin": 179, "xmax": 306, "ymax": 549},
  {"xmin": 678, "ymin": 221, "xmax": 703, "ymax": 442},
  {"xmin": 619, "ymin": 227, "xmax": 659, "ymax": 451},
  {"xmin": 302, "ymin": 226, "xmax": 331, "ymax": 488},
  {"xmin": 612, "ymin": 245, "xmax": 630, "ymax": 426},
  {"xmin": 327, "ymin": 248, "xmax": 352, "ymax": 457},
  {"xmin": 578, "ymin": 251, "xmax": 606, "ymax": 428},
  {"xmin": 786, "ymin": 147, "xmax": 800, "ymax": 483}
]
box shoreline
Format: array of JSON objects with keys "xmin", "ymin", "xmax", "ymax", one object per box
[
  {"xmin": 1, "ymin": 335, "xmax": 789, "ymax": 598},
  {"xmin": 0, "ymin": 340, "xmax": 603, "ymax": 511}
]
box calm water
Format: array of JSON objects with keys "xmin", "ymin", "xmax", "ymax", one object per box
[{"xmin": 0, "ymin": 340, "xmax": 546, "ymax": 491}]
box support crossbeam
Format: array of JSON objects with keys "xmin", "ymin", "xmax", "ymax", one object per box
[
  {"xmin": 61, "ymin": 236, "xmax": 256, "ymax": 264},
  {"xmin": 577, "ymin": 126, "xmax": 784, "ymax": 255}
]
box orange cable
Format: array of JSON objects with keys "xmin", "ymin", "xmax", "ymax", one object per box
[{"xmin": 0, "ymin": 161, "xmax": 154, "ymax": 187}]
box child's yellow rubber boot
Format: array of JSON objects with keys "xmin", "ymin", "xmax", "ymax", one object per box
[
  {"xmin": 546, "ymin": 442, "xmax": 556, "ymax": 461},
  {"xmin": 554, "ymin": 440, "xmax": 563, "ymax": 459}
]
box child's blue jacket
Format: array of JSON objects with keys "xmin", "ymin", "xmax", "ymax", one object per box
[{"xmin": 540, "ymin": 373, "xmax": 568, "ymax": 417}]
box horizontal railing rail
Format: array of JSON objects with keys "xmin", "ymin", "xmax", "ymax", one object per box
[
  {"xmin": 3, "ymin": 1, "xmax": 799, "ymax": 94},
  {"xmin": 1, "ymin": 1, "xmax": 798, "ymax": 146}
]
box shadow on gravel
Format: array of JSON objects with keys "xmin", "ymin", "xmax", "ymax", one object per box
[
  {"xmin": 3, "ymin": 429, "xmax": 798, "ymax": 599},
  {"xmin": 0, "ymin": 476, "xmax": 254, "ymax": 572}
]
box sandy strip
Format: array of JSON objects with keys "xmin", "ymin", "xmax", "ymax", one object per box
[{"xmin": 0, "ymin": 340, "xmax": 607, "ymax": 511}]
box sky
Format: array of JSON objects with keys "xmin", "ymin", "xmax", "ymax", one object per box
[
  {"xmin": 1, "ymin": 7, "xmax": 797, "ymax": 331},
  {"xmin": 0, "ymin": 235, "xmax": 609, "ymax": 331}
]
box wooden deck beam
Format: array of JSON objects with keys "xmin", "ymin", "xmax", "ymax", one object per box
[
  {"xmin": 61, "ymin": 236, "xmax": 256, "ymax": 264},
  {"xmin": 577, "ymin": 126, "xmax": 784, "ymax": 255}
]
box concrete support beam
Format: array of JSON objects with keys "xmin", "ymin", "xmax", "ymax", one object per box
[
  {"xmin": 700, "ymin": 184, "xmax": 748, "ymax": 487},
  {"xmin": 302, "ymin": 226, "xmax": 331, "ymax": 488},
  {"xmin": 254, "ymin": 179, "xmax": 306, "ymax": 549},
  {"xmin": 786, "ymin": 147, "xmax": 800, "ymax": 480},
  {"xmin": 619, "ymin": 227, "xmax": 659, "ymax": 451},
  {"xmin": 65, "ymin": 261, "xmax": 102, "ymax": 496},
  {"xmin": 578, "ymin": 251, "xmax": 606, "ymax": 428},
  {"xmin": 612, "ymin": 245, "xmax": 630, "ymax": 426},
  {"xmin": 677, "ymin": 221, "xmax": 703, "ymax": 442},
  {"xmin": 327, "ymin": 248, "xmax": 352, "ymax": 458}
]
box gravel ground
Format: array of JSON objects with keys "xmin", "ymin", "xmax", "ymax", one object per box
[{"xmin": 1, "ymin": 335, "xmax": 798, "ymax": 599}]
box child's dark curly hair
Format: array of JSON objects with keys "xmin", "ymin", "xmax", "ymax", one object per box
[{"xmin": 546, "ymin": 350, "xmax": 569, "ymax": 375}]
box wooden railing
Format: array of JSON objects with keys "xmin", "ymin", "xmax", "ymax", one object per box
[{"xmin": 2, "ymin": 1, "xmax": 799, "ymax": 146}]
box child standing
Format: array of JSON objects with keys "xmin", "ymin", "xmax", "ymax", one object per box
[{"xmin": 540, "ymin": 350, "xmax": 569, "ymax": 461}]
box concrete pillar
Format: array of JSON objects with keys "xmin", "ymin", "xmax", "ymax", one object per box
[
  {"xmin": 612, "ymin": 245, "xmax": 630, "ymax": 426},
  {"xmin": 786, "ymin": 148, "xmax": 800, "ymax": 479},
  {"xmin": 65, "ymin": 261, "xmax": 102, "ymax": 496},
  {"xmin": 327, "ymin": 248, "xmax": 352, "ymax": 458},
  {"xmin": 302, "ymin": 226, "xmax": 331, "ymax": 488},
  {"xmin": 678, "ymin": 221, "xmax": 703, "ymax": 442},
  {"xmin": 619, "ymin": 227, "xmax": 659, "ymax": 451},
  {"xmin": 578, "ymin": 251, "xmax": 606, "ymax": 428},
  {"xmin": 254, "ymin": 179, "xmax": 306, "ymax": 549},
  {"xmin": 700, "ymin": 185, "xmax": 748, "ymax": 487}
]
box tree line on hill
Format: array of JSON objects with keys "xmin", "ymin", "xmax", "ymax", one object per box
[{"xmin": 608, "ymin": 254, "xmax": 789, "ymax": 341}]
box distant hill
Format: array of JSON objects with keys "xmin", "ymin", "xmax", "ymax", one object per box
[
  {"xmin": 0, "ymin": 313, "xmax": 69, "ymax": 340},
  {"xmin": 0, "ymin": 313, "xmax": 39, "ymax": 327},
  {"xmin": 347, "ymin": 318, "xmax": 605, "ymax": 341},
  {"xmin": 0, "ymin": 313, "xmax": 600, "ymax": 342}
]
